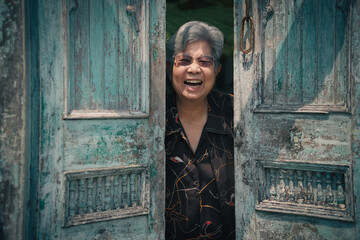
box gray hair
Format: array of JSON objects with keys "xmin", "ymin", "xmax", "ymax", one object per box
[{"xmin": 167, "ymin": 21, "xmax": 224, "ymax": 70}]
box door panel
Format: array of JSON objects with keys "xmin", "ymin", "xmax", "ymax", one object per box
[
  {"xmin": 67, "ymin": 0, "xmax": 149, "ymax": 115},
  {"xmin": 37, "ymin": 0, "xmax": 165, "ymax": 239},
  {"xmin": 234, "ymin": 0, "xmax": 359, "ymax": 239}
]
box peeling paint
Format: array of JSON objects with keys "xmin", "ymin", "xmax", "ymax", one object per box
[
  {"xmin": 0, "ymin": 0, "xmax": 26, "ymax": 239},
  {"xmin": 235, "ymin": 0, "xmax": 359, "ymax": 239},
  {"xmin": 153, "ymin": 47, "xmax": 158, "ymax": 61}
]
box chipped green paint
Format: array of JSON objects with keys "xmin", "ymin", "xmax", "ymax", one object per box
[
  {"xmin": 150, "ymin": 164, "xmax": 158, "ymax": 178},
  {"xmin": 34, "ymin": 0, "xmax": 166, "ymax": 239},
  {"xmin": 153, "ymin": 47, "xmax": 158, "ymax": 61},
  {"xmin": 68, "ymin": 0, "xmax": 149, "ymax": 113},
  {"xmin": 235, "ymin": 0, "xmax": 360, "ymax": 239},
  {"xmin": 39, "ymin": 199, "xmax": 45, "ymax": 211},
  {"xmin": 276, "ymin": 77, "xmax": 283, "ymax": 92},
  {"xmin": 65, "ymin": 121, "xmax": 148, "ymax": 166}
]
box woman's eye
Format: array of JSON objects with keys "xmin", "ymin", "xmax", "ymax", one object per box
[
  {"xmin": 179, "ymin": 59, "xmax": 191, "ymax": 65},
  {"xmin": 199, "ymin": 60, "xmax": 211, "ymax": 66}
]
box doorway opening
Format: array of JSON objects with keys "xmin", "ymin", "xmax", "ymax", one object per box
[{"xmin": 166, "ymin": 0, "xmax": 234, "ymax": 94}]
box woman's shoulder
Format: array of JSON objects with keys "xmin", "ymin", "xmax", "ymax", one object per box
[
  {"xmin": 208, "ymin": 91, "xmax": 233, "ymax": 126},
  {"xmin": 209, "ymin": 90, "xmax": 233, "ymax": 100},
  {"xmin": 209, "ymin": 90, "xmax": 233, "ymax": 110}
]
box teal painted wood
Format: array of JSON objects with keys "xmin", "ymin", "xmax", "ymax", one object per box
[
  {"xmin": 251, "ymin": 114, "xmax": 352, "ymax": 162},
  {"xmin": 63, "ymin": 120, "xmax": 150, "ymax": 169},
  {"xmin": 317, "ymin": 0, "xmax": 335, "ymax": 105},
  {"xmin": 26, "ymin": 0, "xmax": 41, "ymax": 239},
  {"xmin": 148, "ymin": 1, "xmax": 166, "ymax": 239},
  {"xmin": 69, "ymin": 0, "xmax": 90, "ymax": 110},
  {"xmin": 274, "ymin": 0, "xmax": 287, "ymax": 104},
  {"xmin": 335, "ymin": 0, "xmax": 350, "ymax": 106},
  {"xmin": 89, "ymin": 0, "xmax": 104, "ymax": 109},
  {"xmin": 38, "ymin": 0, "xmax": 66, "ymax": 238},
  {"xmin": 351, "ymin": 1, "xmax": 360, "ymax": 239},
  {"xmin": 234, "ymin": 1, "xmax": 257, "ymax": 238},
  {"xmin": 263, "ymin": 0, "xmax": 274, "ymax": 104},
  {"xmin": 260, "ymin": 0, "xmax": 350, "ymax": 110},
  {"xmin": 103, "ymin": 0, "xmax": 118, "ymax": 110},
  {"xmin": 36, "ymin": 0, "xmax": 165, "ymax": 239},
  {"xmin": 67, "ymin": 0, "xmax": 149, "ymax": 114},
  {"xmin": 287, "ymin": 0, "xmax": 302, "ymax": 104},
  {"xmin": 0, "ymin": 1, "xmax": 28, "ymax": 239},
  {"xmin": 235, "ymin": 0, "xmax": 357, "ymax": 239},
  {"xmin": 302, "ymin": 0, "xmax": 317, "ymax": 103}
]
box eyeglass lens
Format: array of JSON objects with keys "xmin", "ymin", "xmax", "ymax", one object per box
[{"xmin": 174, "ymin": 55, "xmax": 214, "ymax": 67}]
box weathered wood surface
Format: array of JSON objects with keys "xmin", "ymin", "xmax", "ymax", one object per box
[
  {"xmin": 36, "ymin": 0, "xmax": 165, "ymax": 239},
  {"xmin": 234, "ymin": 0, "xmax": 359, "ymax": 239},
  {"xmin": 351, "ymin": 1, "xmax": 360, "ymax": 238},
  {"xmin": 0, "ymin": 1, "xmax": 27, "ymax": 239},
  {"xmin": 67, "ymin": 0, "xmax": 149, "ymax": 116},
  {"xmin": 62, "ymin": 165, "xmax": 150, "ymax": 227},
  {"xmin": 257, "ymin": 0, "xmax": 350, "ymax": 112}
]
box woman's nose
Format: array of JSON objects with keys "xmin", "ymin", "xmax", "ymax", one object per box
[{"xmin": 187, "ymin": 62, "xmax": 201, "ymax": 74}]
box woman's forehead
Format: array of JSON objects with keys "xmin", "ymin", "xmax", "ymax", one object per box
[{"xmin": 180, "ymin": 41, "xmax": 212, "ymax": 55}]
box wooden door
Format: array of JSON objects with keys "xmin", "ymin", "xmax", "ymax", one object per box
[
  {"xmin": 36, "ymin": 0, "xmax": 165, "ymax": 239},
  {"xmin": 234, "ymin": 0, "xmax": 360, "ymax": 239}
]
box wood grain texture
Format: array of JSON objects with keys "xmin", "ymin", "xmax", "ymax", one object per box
[
  {"xmin": 0, "ymin": 1, "xmax": 27, "ymax": 239},
  {"xmin": 351, "ymin": 1, "xmax": 360, "ymax": 239},
  {"xmin": 258, "ymin": 0, "xmax": 350, "ymax": 112},
  {"xmin": 67, "ymin": 0, "xmax": 150, "ymax": 116},
  {"xmin": 36, "ymin": 0, "xmax": 165, "ymax": 239},
  {"xmin": 235, "ymin": 0, "xmax": 357, "ymax": 239}
]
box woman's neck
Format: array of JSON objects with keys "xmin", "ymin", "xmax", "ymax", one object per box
[
  {"xmin": 176, "ymin": 96, "xmax": 208, "ymax": 153},
  {"xmin": 176, "ymin": 96, "xmax": 208, "ymax": 123}
]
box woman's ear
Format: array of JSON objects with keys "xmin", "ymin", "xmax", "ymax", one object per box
[{"xmin": 216, "ymin": 64, "xmax": 222, "ymax": 75}]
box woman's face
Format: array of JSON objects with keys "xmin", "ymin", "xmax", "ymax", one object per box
[{"xmin": 172, "ymin": 41, "xmax": 219, "ymax": 103}]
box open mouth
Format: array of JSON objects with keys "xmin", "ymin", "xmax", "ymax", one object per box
[{"xmin": 184, "ymin": 80, "xmax": 203, "ymax": 86}]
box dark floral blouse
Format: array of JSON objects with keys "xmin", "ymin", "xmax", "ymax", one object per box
[{"xmin": 165, "ymin": 91, "xmax": 235, "ymax": 240}]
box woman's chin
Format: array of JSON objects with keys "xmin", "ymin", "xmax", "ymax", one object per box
[
  {"xmin": 174, "ymin": 84, "xmax": 211, "ymax": 102},
  {"xmin": 179, "ymin": 91, "xmax": 207, "ymax": 102}
]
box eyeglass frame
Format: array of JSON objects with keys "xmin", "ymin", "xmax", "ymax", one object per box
[{"xmin": 173, "ymin": 54, "xmax": 216, "ymax": 68}]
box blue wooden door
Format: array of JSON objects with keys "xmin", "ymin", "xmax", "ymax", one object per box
[
  {"xmin": 36, "ymin": 0, "xmax": 165, "ymax": 239},
  {"xmin": 234, "ymin": 0, "xmax": 360, "ymax": 239}
]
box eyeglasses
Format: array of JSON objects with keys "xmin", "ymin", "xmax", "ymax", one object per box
[{"xmin": 173, "ymin": 55, "xmax": 215, "ymax": 68}]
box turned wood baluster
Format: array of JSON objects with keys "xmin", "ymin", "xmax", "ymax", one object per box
[
  {"xmin": 336, "ymin": 173, "xmax": 345, "ymax": 209},
  {"xmin": 325, "ymin": 173, "xmax": 334, "ymax": 206},
  {"xmin": 279, "ymin": 170, "xmax": 286, "ymax": 201},
  {"xmin": 87, "ymin": 178, "xmax": 94, "ymax": 213},
  {"xmin": 130, "ymin": 173, "xmax": 137, "ymax": 207},
  {"xmin": 296, "ymin": 170, "xmax": 304, "ymax": 204},
  {"xmin": 104, "ymin": 176, "xmax": 112, "ymax": 210},
  {"xmin": 269, "ymin": 168, "xmax": 276, "ymax": 201},
  {"xmin": 78, "ymin": 178, "xmax": 86, "ymax": 214},
  {"xmin": 288, "ymin": 170, "xmax": 295, "ymax": 202},
  {"xmin": 69, "ymin": 180, "xmax": 77, "ymax": 216},
  {"xmin": 316, "ymin": 172, "xmax": 324, "ymax": 205},
  {"xmin": 122, "ymin": 174, "xmax": 129, "ymax": 208},
  {"xmin": 113, "ymin": 175, "xmax": 120, "ymax": 209},
  {"xmin": 96, "ymin": 177, "xmax": 104, "ymax": 212},
  {"xmin": 305, "ymin": 171, "xmax": 314, "ymax": 204}
]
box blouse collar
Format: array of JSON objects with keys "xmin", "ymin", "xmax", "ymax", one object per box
[{"xmin": 166, "ymin": 91, "xmax": 229, "ymax": 136}]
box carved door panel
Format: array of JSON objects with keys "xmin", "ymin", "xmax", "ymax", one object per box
[
  {"xmin": 234, "ymin": 0, "xmax": 360, "ymax": 239},
  {"xmin": 36, "ymin": 0, "xmax": 165, "ymax": 239}
]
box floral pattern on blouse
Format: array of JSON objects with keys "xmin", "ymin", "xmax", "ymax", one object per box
[{"xmin": 165, "ymin": 91, "xmax": 235, "ymax": 240}]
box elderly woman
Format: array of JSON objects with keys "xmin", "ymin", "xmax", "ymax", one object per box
[{"xmin": 165, "ymin": 21, "xmax": 235, "ymax": 240}]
